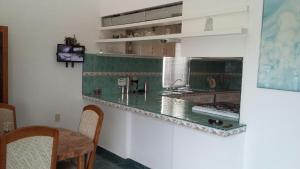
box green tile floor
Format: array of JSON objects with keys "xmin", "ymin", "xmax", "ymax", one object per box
[{"xmin": 94, "ymin": 147, "xmax": 149, "ymax": 169}]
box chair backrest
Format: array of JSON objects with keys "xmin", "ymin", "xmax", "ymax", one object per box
[
  {"xmin": 0, "ymin": 104, "xmax": 16, "ymax": 135},
  {"xmin": 0, "ymin": 126, "xmax": 59, "ymax": 169},
  {"xmin": 78, "ymin": 105, "xmax": 104, "ymax": 169}
]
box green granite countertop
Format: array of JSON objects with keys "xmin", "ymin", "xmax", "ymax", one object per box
[{"xmin": 84, "ymin": 92, "xmax": 245, "ymax": 131}]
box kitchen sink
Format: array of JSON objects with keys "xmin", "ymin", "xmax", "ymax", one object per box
[
  {"xmin": 161, "ymin": 90, "xmax": 195, "ymax": 98},
  {"xmin": 161, "ymin": 89, "xmax": 209, "ymax": 97},
  {"xmin": 164, "ymin": 92, "xmax": 216, "ymax": 104}
]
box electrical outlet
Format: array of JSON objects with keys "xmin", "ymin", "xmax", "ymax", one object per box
[
  {"xmin": 118, "ymin": 78, "xmax": 127, "ymax": 87},
  {"xmin": 55, "ymin": 113, "xmax": 60, "ymax": 122}
]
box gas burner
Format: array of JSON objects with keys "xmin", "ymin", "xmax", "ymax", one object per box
[{"xmin": 198, "ymin": 102, "xmax": 240, "ymax": 114}]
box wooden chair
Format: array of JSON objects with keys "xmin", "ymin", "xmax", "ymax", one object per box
[
  {"xmin": 0, "ymin": 126, "xmax": 59, "ymax": 169},
  {"xmin": 79, "ymin": 105, "xmax": 104, "ymax": 169},
  {"xmin": 57, "ymin": 104, "xmax": 104, "ymax": 169},
  {"xmin": 0, "ymin": 103, "xmax": 16, "ymax": 134}
]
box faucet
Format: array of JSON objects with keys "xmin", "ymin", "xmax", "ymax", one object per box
[
  {"xmin": 126, "ymin": 77, "xmax": 130, "ymax": 94},
  {"xmin": 125, "ymin": 76, "xmax": 139, "ymax": 94},
  {"xmin": 168, "ymin": 79, "xmax": 183, "ymax": 90}
]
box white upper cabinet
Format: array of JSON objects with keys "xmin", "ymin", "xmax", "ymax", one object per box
[
  {"xmin": 181, "ymin": 0, "xmax": 249, "ymax": 35},
  {"xmin": 182, "ymin": 0, "xmax": 248, "ymax": 18},
  {"xmin": 99, "ymin": 0, "xmax": 180, "ymax": 17}
]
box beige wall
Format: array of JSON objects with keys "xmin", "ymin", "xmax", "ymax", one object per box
[{"xmin": 0, "ymin": 0, "xmax": 99, "ymax": 130}]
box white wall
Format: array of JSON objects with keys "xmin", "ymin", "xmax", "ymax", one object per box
[
  {"xmin": 182, "ymin": 35, "xmax": 246, "ymax": 58},
  {"xmin": 173, "ymin": 126, "xmax": 245, "ymax": 169},
  {"xmin": 181, "ymin": 0, "xmax": 300, "ymax": 168},
  {"xmin": 241, "ymin": 0, "xmax": 300, "ymax": 169},
  {"xmin": 88, "ymin": 102, "xmax": 131, "ymax": 158},
  {"xmin": 0, "ymin": 0, "xmax": 99, "ymax": 130},
  {"xmin": 130, "ymin": 113, "xmax": 175, "ymax": 169}
]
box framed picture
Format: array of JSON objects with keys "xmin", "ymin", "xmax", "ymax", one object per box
[{"xmin": 257, "ymin": 0, "xmax": 300, "ymax": 92}]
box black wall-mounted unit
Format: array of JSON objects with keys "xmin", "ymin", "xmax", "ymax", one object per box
[{"xmin": 56, "ymin": 44, "xmax": 85, "ymax": 67}]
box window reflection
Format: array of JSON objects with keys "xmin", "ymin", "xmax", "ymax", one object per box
[
  {"xmin": 162, "ymin": 43, "xmax": 189, "ymax": 88},
  {"xmin": 161, "ymin": 96, "xmax": 186, "ymax": 118}
]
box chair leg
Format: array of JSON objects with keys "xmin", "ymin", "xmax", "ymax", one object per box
[
  {"xmin": 86, "ymin": 151, "xmax": 96, "ymax": 169},
  {"xmin": 77, "ymin": 155, "xmax": 85, "ymax": 169}
]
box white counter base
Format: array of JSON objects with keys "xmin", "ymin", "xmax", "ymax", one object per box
[{"xmin": 84, "ymin": 96, "xmax": 246, "ymax": 169}]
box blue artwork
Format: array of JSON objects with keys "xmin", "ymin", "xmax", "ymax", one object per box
[{"xmin": 258, "ymin": 0, "xmax": 300, "ymax": 91}]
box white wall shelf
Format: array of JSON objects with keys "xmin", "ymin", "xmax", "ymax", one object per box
[
  {"xmin": 96, "ymin": 28, "xmax": 247, "ymax": 43},
  {"xmin": 99, "ymin": 16, "xmax": 183, "ymax": 31},
  {"xmin": 96, "ymin": 33, "xmax": 182, "ymax": 43},
  {"xmin": 182, "ymin": 28, "xmax": 248, "ymax": 38}
]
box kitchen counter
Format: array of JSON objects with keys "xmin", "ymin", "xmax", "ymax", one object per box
[{"xmin": 83, "ymin": 93, "xmax": 246, "ymax": 137}]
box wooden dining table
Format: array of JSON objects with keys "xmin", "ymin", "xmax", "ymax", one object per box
[{"xmin": 57, "ymin": 128, "xmax": 94, "ymax": 169}]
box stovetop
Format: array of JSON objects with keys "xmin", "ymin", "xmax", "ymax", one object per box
[{"xmin": 198, "ymin": 102, "xmax": 240, "ymax": 114}]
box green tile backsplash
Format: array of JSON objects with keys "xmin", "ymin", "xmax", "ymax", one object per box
[
  {"xmin": 83, "ymin": 54, "xmax": 96, "ymax": 72},
  {"xmin": 189, "ymin": 60, "xmax": 243, "ymax": 91},
  {"xmin": 190, "ymin": 60, "xmax": 226, "ymax": 73},
  {"xmin": 225, "ymin": 60, "xmax": 243, "ymax": 73},
  {"xmin": 84, "ymin": 54, "xmax": 162, "ymax": 73},
  {"xmin": 83, "ymin": 54, "xmax": 163, "ymax": 95},
  {"xmin": 83, "ymin": 54, "xmax": 242, "ymax": 95}
]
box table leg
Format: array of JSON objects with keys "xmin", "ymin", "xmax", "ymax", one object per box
[{"xmin": 77, "ymin": 155, "xmax": 85, "ymax": 169}]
